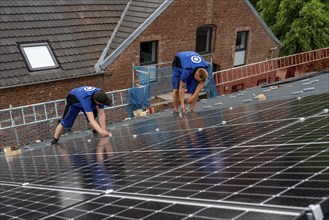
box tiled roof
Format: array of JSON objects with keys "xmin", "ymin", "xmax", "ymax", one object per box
[
  {"xmin": 95, "ymin": 0, "xmax": 173, "ymax": 72},
  {"xmin": 0, "ymin": 0, "xmax": 170, "ymax": 89}
]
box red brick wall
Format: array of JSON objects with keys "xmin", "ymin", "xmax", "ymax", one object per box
[
  {"xmin": 216, "ymin": 54, "xmax": 329, "ymax": 95},
  {"xmin": 0, "ymin": 75, "xmax": 107, "ymax": 109},
  {"xmin": 1, "ymin": 0, "xmax": 284, "ymax": 147},
  {"xmin": 0, "ymin": 106, "xmax": 128, "ymax": 148},
  {"xmin": 0, "ymin": 0, "xmax": 279, "ymax": 110},
  {"xmin": 103, "ymin": 0, "xmax": 280, "ymax": 90}
]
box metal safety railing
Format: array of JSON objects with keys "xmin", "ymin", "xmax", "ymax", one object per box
[
  {"xmin": 214, "ymin": 47, "xmax": 329, "ymax": 86},
  {"xmin": 0, "ymin": 89, "xmax": 129, "ymax": 129},
  {"xmin": 0, "ymin": 89, "xmax": 129, "ymax": 148},
  {"xmin": 132, "ymin": 61, "xmax": 216, "ymax": 100}
]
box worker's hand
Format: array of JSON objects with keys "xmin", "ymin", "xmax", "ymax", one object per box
[
  {"xmin": 100, "ymin": 130, "xmax": 112, "ymax": 137},
  {"xmin": 181, "ymin": 104, "xmax": 186, "ymax": 113},
  {"xmin": 186, "ymin": 96, "xmax": 196, "ymax": 104}
]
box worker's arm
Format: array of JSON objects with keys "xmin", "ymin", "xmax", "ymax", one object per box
[
  {"xmin": 85, "ymin": 111, "xmax": 110, "ymax": 137},
  {"xmin": 179, "ymin": 81, "xmax": 186, "ymax": 112},
  {"xmin": 187, "ymin": 82, "xmax": 205, "ymax": 104},
  {"xmin": 98, "ymin": 108, "xmax": 107, "ymax": 130}
]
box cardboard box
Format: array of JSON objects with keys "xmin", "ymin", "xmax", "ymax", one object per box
[
  {"xmin": 4, "ymin": 146, "xmax": 22, "ymax": 158},
  {"xmin": 257, "ymin": 94, "xmax": 267, "ymax": 101},
  {"xmin": 133, "ymin": 109, "xmax": 148, "ymax": 117}
]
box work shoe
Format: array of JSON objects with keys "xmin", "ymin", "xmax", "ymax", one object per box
[
  {"xmin": 51, "ymin": 138, "xmax": 59, "ymax": 145},
  {"xmin": 172, "ymin": 111, "xmax": 179, "ymax": 116}
]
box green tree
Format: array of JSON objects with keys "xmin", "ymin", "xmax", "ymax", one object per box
[
  {"xmin": 249, "ymin": 0, "xmax": 259, "ymax": 8},
  {"xmin": 257, "ymin": 0, "xmax": 329, "ymax": 55},
  {"xmin": 257, "ymin": 0, "xmax": 281, "ymax": 27}
]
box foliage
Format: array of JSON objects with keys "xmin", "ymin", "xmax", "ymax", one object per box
[
  {"xmin": 255, "ymin": 0, "xmax": 329, "ymax": 55},
  {"xmin": 248, "ymin": 0, "xmax": 259, "ymax": 8},
  {"xmin": 256, "ymin": 0, "xmax": 281, "ymax": 27}
]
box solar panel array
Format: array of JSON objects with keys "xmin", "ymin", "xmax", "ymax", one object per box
[{"xmin": 1, "ymin": 76, "xmax": 329, "ymax": 219}]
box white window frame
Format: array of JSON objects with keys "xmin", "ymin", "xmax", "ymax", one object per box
[
  {"xmin": 234, "ymin": 31, "xmax": 248, "ymax": 67},
  {"xmin": 140, "ymin": 41, "xmax": 158, "ymax": 82},
  {"xmin": 196, "ymin": 27, "xmax": 213, "ymax": 54},
  {"xmin": 20, "ymin": 43, "xmax": 59, "ymax": 71}
]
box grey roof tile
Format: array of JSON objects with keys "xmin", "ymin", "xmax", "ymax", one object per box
[
  {"xmin": 103, "ymin": 0, "xmax": 169, "ymax": 59},
  {"xmin": 0, "ymin": 0, "xmax": 172, "ymax": 89},
  {"xmin": 0, "ymin": 0, "xmax": 129, "ymax": 87},
  {"xmin": 0, "ymin": 78, "xmax": 10, "ymax": 87}
]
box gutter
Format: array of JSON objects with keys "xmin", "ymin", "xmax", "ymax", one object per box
[{"xmin": 0, "ymin": 72, "xmax": 104, "ymax": 90}]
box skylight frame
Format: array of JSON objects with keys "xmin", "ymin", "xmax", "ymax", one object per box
[{"xmin": 19, "ymin": 42, "xmax": 59, "ymax": 72}]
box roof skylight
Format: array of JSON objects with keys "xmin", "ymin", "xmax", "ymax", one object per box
[{"xmin": 20, "ymin": 43, "xmax": 59, "ymax": 71}]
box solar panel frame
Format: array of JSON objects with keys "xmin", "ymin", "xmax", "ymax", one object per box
[{"xmin": 1, "ymin": 73, "xmax": 329, "ymax": 220}]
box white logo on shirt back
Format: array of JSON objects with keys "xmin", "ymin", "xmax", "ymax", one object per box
[
  {"xmin": 191, "ymin": 55, "xmax": 202, "ymax": 63},
  {"xmin": 84, "ymin": 86, "xmax": 96, "ymax": 91}
]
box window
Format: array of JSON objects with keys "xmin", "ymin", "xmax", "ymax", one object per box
[
  {"xmin": 140, "ymin": 41, "xmax": 158, "ymax": 82},
  {"xmin": 212, "ymin": 63, "xmax": 220, "ymax": 72},
  {"xmin": 232, "ymin": 84, "xmax": 244, "ymax": 92},
  {"xmin": 257, "ymin": 78, "xmax": 267, "ymax": 86},
  {"xmin": 20, "ymin": 43, "xmax": 59, "ymax": 71},
  {"xmin": 196, "ymin": 27, "xmax": 212, "ymax": 54},
  {"xmin": 234, "ymin": 31, "xmax": 248, "ymax": 66}
]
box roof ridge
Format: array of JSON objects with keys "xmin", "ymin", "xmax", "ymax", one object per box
[
  {"xmin": 95, "ymin": 0, "xmax": 173, "ymax": 72},
  {"xmin": 95, "ymin": 0, "xmax": 133, "ymax": 72}
]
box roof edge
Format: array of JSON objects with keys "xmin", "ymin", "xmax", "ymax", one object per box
[
  {"xmin": 0, "ymin": 72, "xmax": 105, "ymax": 90},
  {"xmin": 244, "ymin": 0, "xmax": 283, "ymax": 47},
  {"xmin": 96, "ymin": 0, "xmax": 174, "ymax": 72},
  {"xmin": 95, "ymin": 0, "xmax": 133, "ymax": 73}
]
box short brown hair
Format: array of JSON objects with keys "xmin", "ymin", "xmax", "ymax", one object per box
[
  {"xmin": 93, "ymin": 91, "xmax": 112, "ymax": 106},
  {"xmin": 198, "ymin": 68, "xmax": 208, "ymax": 82}
]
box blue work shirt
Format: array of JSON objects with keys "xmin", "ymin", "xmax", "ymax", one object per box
[
  {"xmin": 172, "ymin": 51, "xmax": 209, "ymax": 83},
  {"xmin": 69, "ymin": 86, "xmax": 105, "ymax": 112}
]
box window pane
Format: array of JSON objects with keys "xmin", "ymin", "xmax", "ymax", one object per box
[
  {"xmin": 236, "ymin": 32, "xmax": 247, "ymax": 50},
  {"xmin": 22, "ymin": 46, "xmax": 57, "ymax": 69},
  {"xmin": 196, "ymin": 27, "xmax": 212, "ymax": 53},
  {"xmin": 140, "ymin": 41, "xmax": 158, "ymax": 82},
  {"xmin": 140, "ymin": 41, "xmax": 157, "ymax": 65},
  {"xmin": 234, "ymin": 50, "xmax": 246, "ymax": 66},
  {"xmin": 234, "ymin": 31, "xmax": 248, "ymax": 66}
]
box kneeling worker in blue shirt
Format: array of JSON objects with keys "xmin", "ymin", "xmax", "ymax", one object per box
[
  {"xmin": 51, "ymin": 86, "xmax": 112, "ymax": 145},
  {"xmin": 172, "ymin": 51, "xmax": 209, "ymax": 113}
]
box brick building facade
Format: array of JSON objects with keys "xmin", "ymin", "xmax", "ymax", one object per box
[
  {"xmin": 1, "ymin": 0, "xmax": 289, "ymax": 147},
  {"xmin": 0, "ymin": 0, "xmax": 281, "ymax": 110}
]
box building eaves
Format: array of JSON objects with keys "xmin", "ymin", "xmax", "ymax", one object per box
[{"xmin": 0, "ymin": 68, "xmax": 104, "ymax": 89}]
